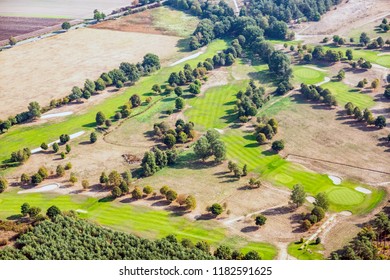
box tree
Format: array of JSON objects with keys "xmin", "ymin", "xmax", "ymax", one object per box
[
  {"xmin": 65, "ymin": 162, "xmax": 72, "ymax": 170},
  {"xmin": 69, "ymin": 173, "xmax": 78, "ymax": 185},
  {"xmin": 46, "ymin": 205, "xmax": 61, "ymax": 220},
  {"xmin": 40, "ymin": 142, "xmax": 48, "ymax": 151},
  {"xmin": 95, "ymin": 78, "xmax": 106, "ymax": 90},
  {"xmin": 130, "ymin": 94, "xmax": 141, "ymax": 108},
  {"xmin": 256, "ymin": 132, "xmax": 267, "ymax": 144},
  {"xmin": 0, "ymin": 177, "xmax": 8, "ymax": 193},
  {"xmin": 268, "ymin": 51, "xmax": 292, "ymax": 81},
  {"xmin": 99, "ymin": 172, "xmax": 109, "ymax": 186},
  {"xmin": 371, "ymin": 79, "xmax": 380, "ymax": 90},
  {"xmin": 132, "ymin": 187, "xmax": 143, "ymax": 199},
  {"xmin": 69, "ymin": 86, "xmax": 82, "ymax": 102},
  {"xmin": 21, "ymin": 203, "xmax": 30, "ymax": 216},
  {"xmin": 185, "ymin": 195, "xmax": 197, "ymax": 210},
  {"xmin": 82, "ymin": 180, "xmax": 89, "ymax": 190},
  {"xmin": 255, "ymin": 215, "xmax": 267, "ymax": 226},
  {"xmin": 61, "ymin": 22, "xmax": 71, "ymax": 30},
  {"xmin": 336, "ymin": 69, "xmax": 345, "ymax": 80},
  {"xmin": 194, "ymin": 137, "xmax": 211, "ymax": 161},
  {"xmin": 93, "ymin": 10, "xmax": 106, "ymax": 21},
  {"xmin": 346, "ymin": 49, "xmax": 353, "ymax": 60},
  {"xmin": 242, "ymin": 164, "xmax": 248, "ymax": 176},
  {"xmin": 375, "ymin": 116, "xmax": 387, "ymax": 129},
  {"xmin": 166, "ymin": 189, "xmax": 178, "ymax": 202},
  {"xmin": 360, "ymin": 32, "xmax": 370, "ymax": 46},
  {"xmin": 291, "ymin": 184, "xmax": 306, "ymax": 208},
  {"xmin": 119, "ymin": 62, "xmax": 140, "ymax": 83},
  {"xmin": 95, "ymin": 111, "xmax": 106, "ymax": 126},
  {"xmin": 143, "ymin": 185, "xmax": 153, "ymax": 196},
  {"xmin": 175, "ymin": 97, "xmax": 185, "ymax": 110},
  {"xmin": 28, "ymin": 101, "xmax": 41, "ymax": 119},
  {"xmin": 31, "ymin": 173, "xmax": 43, "ymax": 185},
  {"xmin": 111, "ymin": 187, "xmax": 122, "ymax": 198},
  {"xmin": 90, "ymin": 132, "xmax": 97, "ymax": 143},
  {"xmin": 38, "ymin": 166, "xmax": 48, "ymax": 179},
  {"xmin": 244, "ymin": 251, "xmax": 261, "ymax": 260},
  {"xmin": 311, "ymin": 206, "xmax": 325, "ymax": 221},
  {"xmin": 65, "ymin": 144, "xmax": 71, "ymax": 154},
  {"xmin": 314, "ymin": 192, "xmax": 329, "ymax": 211},
  {"xmin": 59, "ymin": 134, "xmax": 70, "ymax": 144},
  {"xmin": 52, "ymin": 142, "xmax": 59, "ymax": 153},
  {"xmin": 160, "ymin": 186, "xmax": 170, "ymax": 196},
  {"xmin": 9, "ymin": 36, "xmax": 17, "ymax": 46},
  {"xmin": 272, "ymin": 140, "xmax": 285, "ymax": 153},
  {"xmin": 108, "ymin": 171, "xmax": 121, "ymax": 187},
  {"xmin": 142, "ymin": 53, "xmax": 160, "ymax": 72},
  {"xmin": 163, "ymin": 134, "xmax": 176, "ymax": 149},
  {"xmin": 20, "ymin": 173, "xmax": 30, "ymax": 185},
  {"xmin": 141, "ymin": 151, "xmax": 158, "ymax": 177},
  {"xmin": 28, "ymin": 206, "xmax": 41, "ymax": 218},
  {"xmin": 212, "ymin": 140, "xmax": 226, "ymax": 162},
  {"xmin": 210, "ymin": 203, "xmax": 223, "ymax": 216},
  {"xmin": 214, "ymin": 245, "xmax": 232, "ymax": 260}
]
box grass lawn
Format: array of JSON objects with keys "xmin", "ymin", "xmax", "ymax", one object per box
[
  {"xmin": 292, "ymin": 65, "xmax": 327, "ymax": 85},
  {"xmin": 288, "ymin": 241, "xmax": 324, "ymax": 260},
  {"xmin": 150, "ymin": 6, "xmax": 199, "ymax": 37},
  {"xmin": 321, "ymin": 80, "xmax": 375, "ymax": 108},
  {"xmin": 0, "ymin": 189, "xmax": 277, "ymax": 259},
  {"xmin": 0, "ymin": 40, "xmax": 228, "ymax": 164}
]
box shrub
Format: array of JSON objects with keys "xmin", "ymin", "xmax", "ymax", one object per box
[{"xmin": 255, "ymin": 215, "xmax": 267, "ymax": 226}]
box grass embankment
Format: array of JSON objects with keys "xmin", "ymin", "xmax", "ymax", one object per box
[
  {"xmin": 0, "ymin": 40, "xmax": 228, "ymax": 164},
  {"xmin": 0, "ymin": 189, "xmax": 277, "ymax": 260},
  {"xmin": 288, "ymin": 241, "xmax": 324, "ymax": 260}
]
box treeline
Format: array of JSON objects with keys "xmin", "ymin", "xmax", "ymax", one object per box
[
  {"xmin": 344, "ymin": 102, "xmax": 387, "ymax": 129},
  {"xmin": 235, "ymin": 80, "xmax": 267, "ymax": 122},
  {"xmin": 300, "ymin": 83, "xmax": 337, "ymax": 107},
  {"xmin": 0, "ymin": 54, "xmax": 160, "ymax": 136},
  {"xmin": 0, "ymin": 215, "xmax": 261, "ymax": 260},
  {"xmin": 331, "ymin": 211, "xmax": 390, "ymax": 260}
]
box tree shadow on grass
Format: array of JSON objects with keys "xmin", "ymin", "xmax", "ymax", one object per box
[
  {"xmin": 176, "ymin": 37, "xmax": 192, "ymax": 53},
  {"xmin": 7, "ymin": 214, "xmax": 23, "ymax": 221},
  {"xmin": 98, "ymin": 196, "xmax": 115, "ymax": 203},
  {"xmin": 82, "ymin": 122, "xmax": 96, "ymax": 128},
  {"xmin": 241, "ymin": 226, "xmax": 259, "ymax": 233}
]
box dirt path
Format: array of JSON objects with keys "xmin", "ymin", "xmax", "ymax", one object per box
[{"xmin": 276, "ymin": 242, "xmax": 297, "ymax": 260}]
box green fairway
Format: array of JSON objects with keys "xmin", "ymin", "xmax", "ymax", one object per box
[
  {"xmin": 292, "ymin": 65, "xmax": 327, "ymax": 85},
  {"xmin": 0, "ymin": 40, "xmax": 228, "ymax": 164},
  {"xmin": 288, "ymin": 242, "xmax": 324, "ymax": 260},
  {"xmin": 0, "ymin": 189, "xmax": 277, "ymax": 259},
  {"xmin": 321, "ymin": 81, "xmax": 375, "ymax": 108}
]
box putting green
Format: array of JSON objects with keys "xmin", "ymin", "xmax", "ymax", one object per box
[
  {"xmin": 376, "ymin": 56, "xmax": 390, "ymax": 67},
  {"xmin": 275, "ymin": 173, "xmax": 293, "ymax": 184},
  {"xmin": 292, "ymin": 66, "xmax": 325, "ymax": 84},
  {"xmin": 327, "ymin": 188, "xmax": 365, "ymax": 206}
]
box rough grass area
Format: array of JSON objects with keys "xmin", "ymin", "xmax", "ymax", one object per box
[
  {"xmin": 0, "ymin": 40, "xmax": 228, "ymax": 164},
  {"xmin": 0, "ymin": 189, "xmax": 277, "ymax": 259},
  {"xmin": 288, "ymin": 241, "xmax": 324, "ymax": 260}
]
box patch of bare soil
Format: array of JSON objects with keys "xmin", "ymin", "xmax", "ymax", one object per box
[{"xmin": 0, "ymin": 28, "xmax": 180, "ymax": 119}]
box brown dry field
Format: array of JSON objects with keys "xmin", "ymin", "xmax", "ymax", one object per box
[
  {"xmin": 0, "ymin": 0, "xmax": 131, "ymax": 19},
  {"xmin": 0, "ymin": 28, "xmax": 181, "ymax": 119},
  {"xmin": 91, "ymin": 9, "xmax": 168, "ymax": 35},
  {"xmin": 295, "ymin": 0, "xmax": 390, "ymax": 36}
]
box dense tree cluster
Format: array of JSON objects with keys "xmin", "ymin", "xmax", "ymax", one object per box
[
  {"xmin": 228, "ymin": 161, "xmax": 248, "ymax": 179},
  {"xmin": 194, "ymin": 129, "xmax": 226, "ymax": 163},
  {"xmin": 254, "ymin": 117, "xmax": 279, "ymax": 144},
  {"xmin": 141, "ymin": 148, "xmax": 178, "ymax": 177},
  {"xmin": 235, "ymin": 80, "xmax": 266, "ymax": 121},
  {"xmin": 332, "ymin": 211, "xmax": 390, "ymax": 260},
  {"xmin": 344, "ymin": 102, "xmax": 386, "ymax": 129},
  {"xmin": 301, "ymin": 193, "xmax": 329, "ymax": 230},
  {"xmin": 0, "ymin": 177, "xmax": 8, "ymax": 193},
  {"xmin": 300, "ymin": 83, "xmax": 337, "ymax": 107},
  {"xmin": 153, "ymin": 119, "xmax": 195, "ymax": 148}
]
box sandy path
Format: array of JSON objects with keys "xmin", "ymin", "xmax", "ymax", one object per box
[
  {"xmin": 315, "ymin": 77, "xmax": 331, "ymax": 86},
  {"xmin": 169, "ymin": 51, "xmax": 204, "ymax": 66},
  {"xmin": 31, "ymin": 130, "xmax": 85, "ymax": 153},
  {"xmin": 41, "ymin": 111, "xmax": 73, "ymax": 119},
  {"xmin": 18, "ymin": 183, "xmax": 59, "ymax": 194}
]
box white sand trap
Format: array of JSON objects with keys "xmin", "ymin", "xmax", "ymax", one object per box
[
  {"xmin": 170, "ymin": 51, "xmax": 203, "ymax": 66},
  {"xmin": 303, "ymin": 65, "xmax": 327, "ymax": 72},
  {"xmin": 339, "ymin": 211, "xmax": 352, "ymax": 217},
  {"xmin": 41, "ymin": 111, "xmax": 73, "ymax": 119},
  {"xmin": 328, "ymin": 175, "xmax": 342, "ymax": 185},
  {"xmin": 31, "ymin": 130, "xmax": 85, "ymax": 154},
  {"xmin": 355, "ymin": 186, "xmax": 372, "ymax": 194},
  {"xmin": 377, "ymin": 53, "xmax": 390, "ymax": 56},
  {"xmin": 315, "ymin": 77, "xmax": 331, "ymax": 86},
  {"xmin": 18, "ymin": 183, "xmax": 59, "ymax": 194},
  {"xmin": 214, "ymin": 128, "xmax": 224, "ymax": 134},
  {"xmin": 76, "ymin": 209, "xmax": 88, "ymax": 214},
  {"xmin": 306, "ymin": 196, "xmax": 315, "ymax": 203}
]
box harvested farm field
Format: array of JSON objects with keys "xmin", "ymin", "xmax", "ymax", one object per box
[
  {"xmin": 0, "ymin": 16, "xmax": 68, "ymax": 41},
  {"xmin": 0, "ymin": 28, "xmax": 181, "ymax": 119},
  {"xmin": 0, "ymin": 0, "xmax": 130, "ymax": 18}
]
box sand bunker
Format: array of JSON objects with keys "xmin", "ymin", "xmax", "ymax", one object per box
[
  {"xmin": 214, "ymin": 128, "xmax": 224, "ymax": 134},
  {"xmin": 315, "ymin": 77, "xmax": 331, "ymax": 86},
  {"xmin": 339, "ymin": 211, "xmax": 352, "ymax": 216},
  {"xmin": 303, "ymin": 65, "xmax": 327, "ymax": 72},
  {"xmin": 18, "ymin": 183, "xmax": 59, "ymax": 194},
  {"xmin": 76, "ymin": 209, "xmax": 88, "ymax": 214},
  {"xmin": 355, "ymin": 186, "xmax": 372, "ymax": 194},
  {"xmin": 328, "ymin": 175, "xmax": 342, "ymax": 185},
  {"xmin": 41, "ymin": 111, "xmax": 73, "ymax": 119},
  {"xmin": 31, "ymin": 130, "xmax": 85, "ymax": 153},
  {"xmin": 306, "ymin": 196, "xmax": 315, "ymax": 203},
  {"xmin": 170, "ymin": 51, "xmax": 203, "ymax": 66}
]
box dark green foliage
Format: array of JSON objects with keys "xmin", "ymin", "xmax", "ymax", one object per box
[
  {"xmin": 375, "ymin": 116, "xmax": 387, "ymax": 129},
  {"xmin": 141, "ymin": 151, "xmax": 158, "ymax": 177},
  {"xmin": 90, "ymin": 132, "xmax": 97, "ymax": 143},
  {"xmin": 28, "ymin": 102, "xmax": 41, "ymax": 119},
  {"xmin": 21, "ymin": 203, "xmax": 30, "ymax": 216},
  {"xmin": 52, "ymin": 143, "xmax": 59, "ymax": 153},
  {"xmin": 31, "ymin": 173, "xmax": 43, "ymax": 185},
  {"xmin": 163, "ymin": 134, "xmax": 177, "ymax": 148},
  {"xmin": 59, "ymin": 134, "xmax": 70, "ymax": 144},
  {"xmin": 95, "ymin": 111, "xmax": 106, "ymax": 126},
  {"xmin": 268, "ymin": 51, "xmax": 292, "ymax": 81},
  {"xmin": 209, "ymin": 203, "xmax": 223, "ymax": 216},
  {"xmin": 0, "ymin": 216, "xmax": 216, "ymax": 260},
  {"xmin": 290, "ymin": 184, "xmax": 306, "ymax": 208},
  {"xmin": 119, "ymin": 181, "xmax": 129, "ymax": 194},
  {"xmin": 46, "ymin": 206, "xmax": 61, "ymax": 220},
  {"xmin": 119, "ymin": 62, "xmax": 140, "ymax": 83},
  {"xmin": 0, "ymin": 177, "xmax": 8, "ymax": 193},
  {"xmin": 314, "ymin": 192, "xmax": 329, "ymax": 211},
  {"xmin": 255, "ymin": 215, "xmax": 267, "ymax": 226},
  {"xmin": 111, "ymin": 187, "xmax": 122, "ymax": 198},
  {"xmin": 175, "ymin": 97, "xmax": 185, "ymax": 110},
  {"xmin": 271, "ymin": 140, "xmax": 285, "ymax": 153},
  {"xmin": 130, "ymin": 94, "xmax": 141, "ymax": 108},
  {"xmin": 300, "ymin": 83, "xmax": 337, "ymax": 106},
  {"xmin": 236, "ymin": 82, "xmax": 266, "ymax": 117},
  {"xmin": 311, "ymin": 206, "xmax": 325, "ymax": 221},
  {"xmin": 214, "ymin": 245, "xmax": 232, "ymax": 260},
  {"xmin": 131, "ymin": 187, "xmax": 143, "ymax": 199}
]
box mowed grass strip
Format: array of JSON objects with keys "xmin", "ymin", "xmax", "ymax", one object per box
[
  {"xmin": 288, "ymin": 242, "xmax": 324, "ymax": 260},
  {"xmin": 0, "ymin": 40, "xmax": 228, "ymax": 163},
  {"xmin": 0, "ymin": 189, "xmax": 277, "ymax": 259}
]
